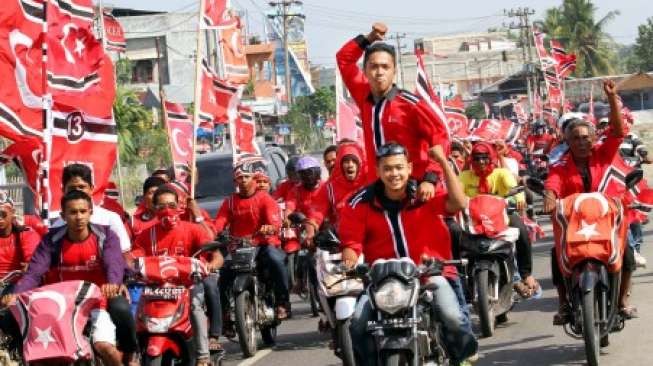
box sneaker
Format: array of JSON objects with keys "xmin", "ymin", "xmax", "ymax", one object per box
[{"xmin": 634, "ymin": 251, "xmax": 647, "ymax": 268}]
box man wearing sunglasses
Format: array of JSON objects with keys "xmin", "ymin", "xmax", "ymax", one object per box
[
  {"xmin": 337, "ymin": 22, "xmax": 450, "ymax": 202},
  {"xmin": 339, "ymin": 142, "xmax": 477, "ymax": 366},
  {"xmin": 132, "ymin": 185, "xmax": 224, "ymax": 365}
]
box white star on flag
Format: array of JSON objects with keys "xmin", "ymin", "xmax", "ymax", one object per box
[
  {"xmin": 35, "ymin": 326, "xmax": 55, "ymax": 350},
  {"xmin": 576, "ymin": 220, "xmax": 600, "ymax": 240},
  {"xmin": 74, "ymin": 38, "xmax": 85, "ymax": 57}
]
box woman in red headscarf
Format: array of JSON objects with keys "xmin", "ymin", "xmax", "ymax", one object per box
[{"xmin": 458, "ymin": 141, "xmax": 539, "ymax": 298}]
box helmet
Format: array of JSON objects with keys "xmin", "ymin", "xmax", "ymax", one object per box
[
  {"xmin": 296, "ymin": 156, "xmax": 321, "ymax": 172},
  {"xmin": 286, "ymin": 156, "xmax": 300, "ymax": 174}
]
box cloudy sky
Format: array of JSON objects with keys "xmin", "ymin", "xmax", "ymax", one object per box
[{"xmin": 108, "ymin": 0, "xmax": 648, "ymax": 66}]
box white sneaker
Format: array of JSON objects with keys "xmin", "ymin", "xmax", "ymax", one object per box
[{"xmin": 634, "ymin": 251, "xmax": 647, "ymax": 268}]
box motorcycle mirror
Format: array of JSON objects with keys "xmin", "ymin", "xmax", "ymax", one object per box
[
  {"xmin": 288, "ymin": 212, "xmax": 306, "ymax": 225},
  {"xmin": 355, "ymin": 263, "xmax": 370, "ymax": 277},
  {"xmin": 625, "ymin": 169, "xmax": 644, "ymax": 190},
  {"xmin": 507, "ymin": 186, "xmax": 525, "ymax": 197},
  {"xmin": 198, "ymin": 241, "xmax": 223, "ymax": 254},
  {"xmin": 526, "ymin": 177, "xmax": 545, "ymax": 195}
]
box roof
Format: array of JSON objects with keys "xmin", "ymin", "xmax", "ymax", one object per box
[{"xmin": 617, "ymin": 73, "xmax": 653, "ymax": 92}]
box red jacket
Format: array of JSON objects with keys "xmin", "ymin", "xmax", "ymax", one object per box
[
  {"xmin": 336, "ymin": 36, "xmax": 449, "ymax": 183},
  {"xmin": 338, "ymin": 182, "xmax": 456, "ymax": 278},
  {"xmin": 545, "ymin": 133, "xmax": 623, "ymax": 198},
  {"xmin": 285, "ymin": 181, "xmax": 324, "ymax": 218},
  {"xmin": 272, "ymin": 180, "xmax": 298, "ymax": 202},
  {"xmin": 214, "ymin": 191, "xmax": 282, "ymax": 246},
  {"xmin": 310, "ymin": 144, "xmax": 367, "ymax": 228}
]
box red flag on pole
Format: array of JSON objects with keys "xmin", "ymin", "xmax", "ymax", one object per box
[
  {"xmin": 414, "ymin": 49, "xmax": 449, "ymax": 138},
  {"xmin": 103, "ymin": 11, "xmax": 126, "ymax": 53},
  {"xmin": 164, "ymin": 101, "xmax": 195, "ymax": 182},
  {"xmin": 203, "ymin": 0, "xmax": 238, "ymax": 29},
  {"xmin": 230, "ymin": 106, "xmax": 261, "ymax": 163},
  {"xmin": 550, "ymin": 39, "xmax": 576, "ymax": 79},
  {"xmin": 219, "ymin": 17, "xmax": 249, "ymax": 84},
  {"xmin": 199, "ymin": 59, "xmax": 239, "ymax": 125},
  {"xmin": 468, "ymin": 119, "xmax": 522, "ymax": 145}
]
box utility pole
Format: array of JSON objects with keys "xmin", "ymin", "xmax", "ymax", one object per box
[
  {"xmin": 505, "ymin": 7, "xmax": 536, "ymax": 114},
  {"xmin": 267, "ymin": 0, "xmax": 305, "ymax": 107},
  {"xmin": 388, "ymin": 33, "xmax": 407, "ymax": 88}
]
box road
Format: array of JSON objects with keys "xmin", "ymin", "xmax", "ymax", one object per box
[{"xmin": 220, "ymin": 217, "xmax": 653, "ymax": 366}]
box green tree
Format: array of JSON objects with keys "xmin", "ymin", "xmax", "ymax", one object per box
[
  {"xmin": 536, "ymin": 0, "xmax": 619, "ymax": 77},
  {"xmin": 627, "ymin": 17, "xmax": 653, "ymax": 72},
  {"xmin": 285, "ymin": 87, "xmax": 336, "ymax": 152},
  {"xmin": 465, "ymin": 102, "xmax": 486, "ymax": 119}
]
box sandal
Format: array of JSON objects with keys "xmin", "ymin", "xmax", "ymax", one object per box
[
  {"xmin": 553, "ymin": 304, "xmax": 571, "ymax": 326},
  {"xmin": 209, "ymin": 337, "xmax": 223, "ymax": 352},
  {"xmin": 513, "ymin": 282, "xmax": 533, "ymax": 299},
  {"xmin": 620, "ymin": 306, "xmax": 639, "ymax": 319},
  {"xmin": 276, "ymin": 305, "xmax": 289, "ymax": 320},
  {"xmin": 196, "ymin": 357, "xmax": 211, "ymax": 366}
]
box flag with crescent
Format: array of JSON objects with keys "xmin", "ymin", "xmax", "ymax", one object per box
[
  {"xmin": 203, "ymin": 0, "xmax": 238, "ymax": 29},
  {"xmin": 218, "ymin": 16, "xmax": 249, "ymax": 84},
  {"xmin": 164, "ymin": 100, "xmax": 195, "ymax": 178}
]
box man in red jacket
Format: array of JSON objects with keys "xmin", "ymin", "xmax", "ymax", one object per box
[
  {"xmin": 214, "ymin": 161, "xmax": 289, "ymax": 319},
  {"xmin": 339, "ymin": 142, "xmax": 476, "ymax": 365},
  {"xmin": 336, "ymin": 22, "xmax": 449, "ymax": 200},
  {"xmin": 305, "ymin": 143, "xmax": 366, "ymax": 239},
  {"xmin": 132, "ymin": 176, "xmax": 166, "ymax": 237},
  {"xmin": 0, "ymin": 191, "xmax": 40, "ymax": 289}
]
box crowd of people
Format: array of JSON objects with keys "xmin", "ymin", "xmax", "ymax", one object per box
[{"xmin": 0, "ymin": 22, "xmax": 648, "ymax": 366}]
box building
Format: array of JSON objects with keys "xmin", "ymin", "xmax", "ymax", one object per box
[{"xmin": 399, "ymin": 32, "xmax": 525, "ymax": 100}]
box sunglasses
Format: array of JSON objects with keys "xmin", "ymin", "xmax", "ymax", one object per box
[
  {"xmin": 376, "ymin": 144, "xmax": 407, "ymax": 159},
  {"xmin": 472, "ymin": 155, "xmax": 490, "ymax": 162},
  {"xmin": 155, "ymin": 202, "xmax": 178, "ymax": 210}
]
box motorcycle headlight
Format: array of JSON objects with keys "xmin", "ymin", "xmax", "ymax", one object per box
[{"xmin": 373, "ymin": 279, "xmax": 414, "ymax": 314}]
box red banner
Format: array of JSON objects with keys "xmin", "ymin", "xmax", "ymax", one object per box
[
  {"xmin": 219, "ymin": 17, "xmax": 249, "ymax": 84},
  {"xmin": 164, "ymin": 101, "xmax": 194, "ymax": 174},
  {"xmin": 103, "ymin": 12, "xmax": 126, "ymax": 53},
  {"xmin": 203, "ymin": 0, "xmax": 238, "ymax": 29},
  {"xmin": 199, "ymin": 60, "xmax": 239, "ymax": 125},
  {"xmin": 230, "ymin": 106, "xmax": 260, "ymax": 163},
  {"xmin": 468, "ymin": 119, "xmax": 521, "ymax": 145}
]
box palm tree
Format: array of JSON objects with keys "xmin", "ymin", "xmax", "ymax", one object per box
[
  {"xmin": 536, "ymin": 0, "xmax": 619, "ymax": 77},
  {"xmin": 113, "ymin": 86, "xmax": 151, "ymax": 164}
]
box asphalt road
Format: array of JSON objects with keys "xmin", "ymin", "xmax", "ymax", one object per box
[{"xmin": 220, "ymin": 216, "xmax": 653, "ymax": 366}]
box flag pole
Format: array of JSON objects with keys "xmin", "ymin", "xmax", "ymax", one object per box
[
  {"xmin": 97, "ymin": 0, "xmax": 127, "ymax": 210},
  {"xmin": 190, "ymin": 0, "xmax": 207, "ymax": 199},
  {"xmin": 40, "ymin": 1, "xmax": 53, "ymax": 225}
]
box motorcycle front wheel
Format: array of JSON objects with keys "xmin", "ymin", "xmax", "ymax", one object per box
[
  {"xmin": 336, "ymin": 319, "xmax": 355, "ymax": 366},
  {"xmin": 581, "ymin": 287, "xmax": 600, "ymax": 366},
  {"xmin": 287, "ymin": 252, "xmax": 297, "ymax": 291},
  {"xmin": 382, "ymin": 351, "xmax": 410, "ymax": 366},
  {"xmin": 476, "ymin": 269, "xmax": 495, "ymax": 337},
  {"xmin": 235, "ymin": 291, "xmax": 258, "ymax": 358}
]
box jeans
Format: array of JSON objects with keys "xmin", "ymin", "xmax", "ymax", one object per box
[
  {"xmin": 350, "ymin": 276, "xmax": 478, "ymax": 366},
  {"xmin": 628, "ymin": 222, "xmax": 643, "ymax": 253},
  {"xmin": 106, "ymin": 296, "xmax": 139, "ymax": 354},
  {"xmin": 509, "ymin": 213, "xmax": 533, "ymax": 278},
  {"xmin": 203, "ymin": 274, "xmax": 222, "ymax": 338},
  {"xmin": 191, "ymin": 284, "xmax": 210, "ymax": 359}
]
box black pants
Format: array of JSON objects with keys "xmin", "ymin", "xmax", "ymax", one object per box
[
  {"xmin": 107, "ymin": 296, "xmax": 139, "ymax": 353},
  {"xmin": 509, "ymin": 213, "xmax": 533, "ymax": 278},
  {"xmin": 203, "ymin": 274, "xmax": 222, "ymax": 338}
]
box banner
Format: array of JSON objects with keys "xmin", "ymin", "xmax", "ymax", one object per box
[
  {"xmin": 445, "ymin": 96, "xmax": 469, "ymax": 139},
  {"xmin": 164, "ymin": 101, "xmax": 195, "ymax": 183},
  {"xmin": 219, "ymin": 17, "xmax": 249, "ymax": 84},
  {"xmin": 199, "ymin": 59, "xmax": 239, "ymax": 125},
  {"xmin": 203, "ymin": 0, "xmax": 238, "ymax": 29},
  {"xmin": 414, "ymin": 49, "xmax": 449, "ymax": 137},
  {"xmin": 229, "ymin": 106, "xmax": 260, "ymax": 163},
  {"xmin": 468, "ymin": 119, "xmax": 522, "ymax": 145},
  {"xmin": 103, "ymin": 11, "xmax": 126, "ymax": 53}
]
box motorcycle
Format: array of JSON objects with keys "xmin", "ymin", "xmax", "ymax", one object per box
[
  {"xmin": 527, "ymin": 169, "xmax": 643, "ymax": 366},
  {"xmin": 458, "ymin": 188, "xmax": 523, "ymax": 337},
  {"xmin": 314, "ymin": 229, "xmax": 364, "ymax": 366},
  {"xmin": 281, "ymin": 213, "xmax": 303, "ymax": 293},
  {"xmin": 134, "ymin": 242, "xmax": 223, "ymax": 366},
  {"xmin": 357, "ymin": 257, "xmax": 468, "ymax": 366},
  {"xmin": 0, "ymin": 271, "xmax": 23, "ymax": 365},
  {"xmin": 220, "ymin": 234, "xmax": 280, "ymax": 358},
  {"xmin": 285, "ymin": 212, "xmax": 320, "ymax": 317}
]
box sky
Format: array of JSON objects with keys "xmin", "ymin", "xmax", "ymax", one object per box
[{"xmin": 107, "ymin": 0, "xmax": 649, "ymax": 66}]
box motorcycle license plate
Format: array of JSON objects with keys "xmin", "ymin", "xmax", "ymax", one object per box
[{"xmin": 142, "ymin": 286, "xmax": 185, "ymax": 300}]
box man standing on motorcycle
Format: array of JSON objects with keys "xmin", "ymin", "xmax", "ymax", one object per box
[
  {"xmin": 3, "ymin": 190, "xmax": 137, "ymax": 366},
  {"xmin": 214, "ymin": 161, "xmax": 290, "ymax": 320},
  {"xmin": 132, "ymin": 185, "xmax": 224, "ymax": 365},
  {"xmin": 458, "ymin": 141, "xmax": 539, "ymax": 298},
  {"xmin": 305, "ymin": 143, "xmax": 367, "ymax": 238},
  {"xmin": 339, "ymin": 143, "xmax": 478, "ymax": 366},
  {"xmin": 336, "ymin": 22, "xmax": 449, "ymax": 200},
  {"xmin": 543, "ymin": 80, "xmax": 635, "ymax": 323}
]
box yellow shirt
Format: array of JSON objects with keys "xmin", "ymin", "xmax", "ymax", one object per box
[{"xmin": 459, "ymin": 168, "xmax": 525, "ymax": 203}]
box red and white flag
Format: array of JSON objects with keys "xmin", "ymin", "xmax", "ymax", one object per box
[
  {"xmin": 103, "ymin": 11, "xmax": 126, "ymax": 53},
  {"xmin": 414, "ymin": 49, "xmax": 449, "ymax": 137},
  {"xmin": 0, "ymin": 136, "xmax": 42, "ymax": 194},
  {"xmin": 445, "ymin": 96, "xmax": 469, "ymax": 139},
  {"xmin": 164, "ymin": 101, "xmax": 195, "ymax": 178},
  {"xmin": 199, "ymin": 59, "xmax": 239, "ymax": 125},
  {"xmin": 336, "ymin": 100, "xmax": 363, "ymax": 143},
  {"xmin": 203, "ymin": 0, "xmax": 238, "ymax": 29},
  {"xmin": 219, "ymin": 17, "xmax": 249, "ymax": 84},
  {"xmin": 550, "ymin": 39, "xmax": 576, "ymax": 79},
  {"xmin": 468, "ymin": 119, "xmax": 522, "ymax": 145},
  {"xmin": 230, "ymin": 106, "xmax": 260, "ymax": 163}
]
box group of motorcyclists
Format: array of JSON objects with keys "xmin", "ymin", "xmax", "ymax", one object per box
[{"xmin": 0, "ymin": 21, "xmax": 648, "ymax": 366}]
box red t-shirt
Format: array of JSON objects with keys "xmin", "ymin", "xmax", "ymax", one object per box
[
  {"xmin": 545, "ymin": 134, "xmax": 623, "ymax": 198},
  {"xmin": 0, "ymin": 229, "xmax": 40, "ymax": 277},
  {"xmin": 132, "ymin": 221, "xmax": 212, "ymax": 258},
  {"xmin": 272, "ymin": 180, "xmax": 298, "ymax": 201},
  {"xmin": 214, "ymin": 191, "xmax": 281, "ymax": 246},
  {"xmin": 285, "ymin": 183, "xmax": 324, "ymax": 218},
  {"xmin": 44, "ymin": 234, "xmax": 107, "ymax": 287},
  {"xmin": 339, "ymin": 188, "xmax": 456, "ymax": 278}
]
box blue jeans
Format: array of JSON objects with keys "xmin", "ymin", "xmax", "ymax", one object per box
[
  {"xmin": 628, "ymin": 222, "xmax": 643, "ymax": 253},
  {"xmin": 350, "ymin": 276, "xmax": 477, "ymax": 366}
]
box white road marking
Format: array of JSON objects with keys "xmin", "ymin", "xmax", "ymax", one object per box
[{"xmin": 237, "ymin": 349, "xmax": 273, "ymax": 366}]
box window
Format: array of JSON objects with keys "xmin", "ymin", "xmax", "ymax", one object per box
[{"xmin": 132, "ymin": 60, "xmax": 154, "ymax": 83}]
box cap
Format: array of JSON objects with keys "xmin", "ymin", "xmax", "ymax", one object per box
[{"xmin": 296, "ymin": 156, "xmax": 321, "ymax": 171}]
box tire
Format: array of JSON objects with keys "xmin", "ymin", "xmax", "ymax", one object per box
[
  {"xmin": 382, "ymin": 351, "xmax": 408, "ymax": 366},
  {"xmin": 143, "ymin": 355, "xmax": 163, "ymax": 366},
  {"xmin": 496, "ymin": 312, "xmax": 509, "ymax": 324},
  {"xmin": 476, "ymin": 269, "xmax": 495, "ymax": 337},
  {"xmin": 581, "ymin": 288, "xmax": 600, "ymax": 366},
  {"xmin": 235, "ymin": 291, "xmax": 258, "ymax": 358},
  {"xmin": 287, "ymin": 252, "xmax": 297, "ymax": 291},
  {"xmin": 261, "ymin": 325, "xmax": 277, "ymax": 346},
  {"xmin": 600, "ymin": 334, "xmax": 610, "ymax": 348},
  {"xmin": 308, "ymin": 271, "xmax": 320, "ymax": 317},
  {"xmin": 336, "ymin": 319, "xmax": 356, "ymax": 366}
]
